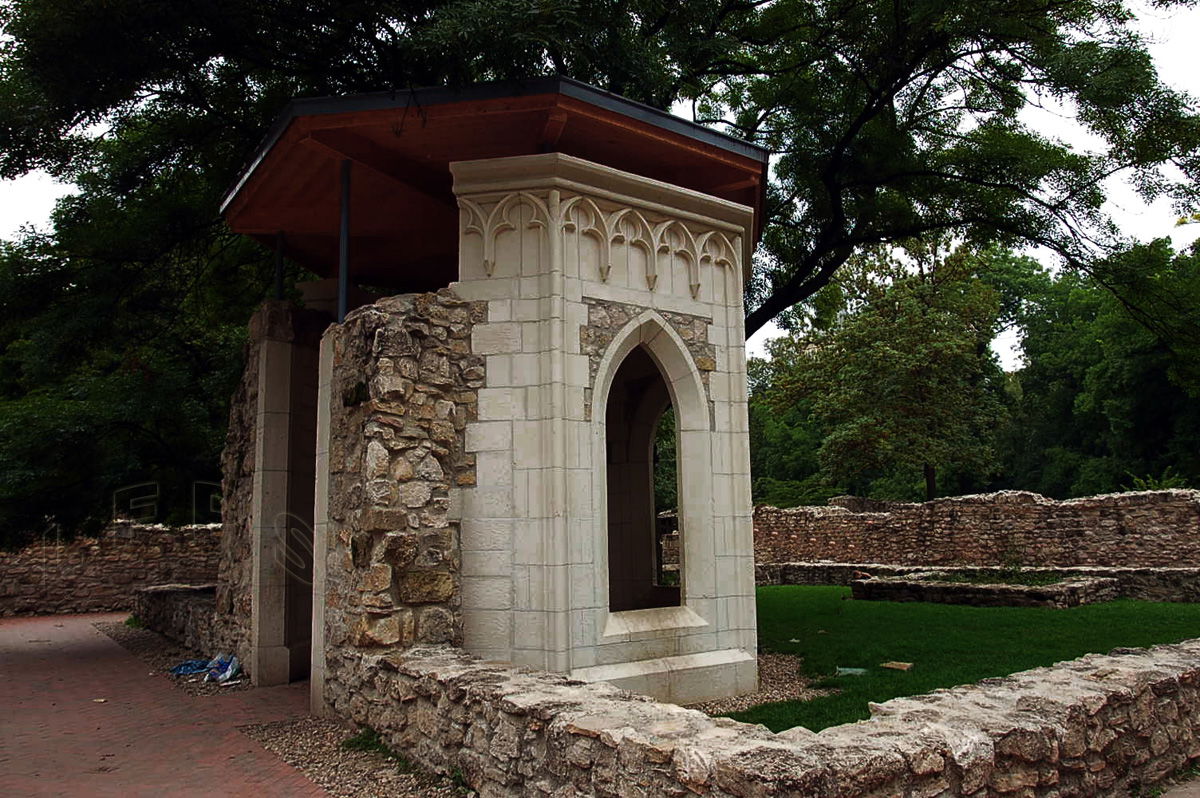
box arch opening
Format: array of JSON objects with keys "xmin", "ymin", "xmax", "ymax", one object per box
[{"xmin": 605, "ymin": 346, "xmax": 682, "ymax": 612}]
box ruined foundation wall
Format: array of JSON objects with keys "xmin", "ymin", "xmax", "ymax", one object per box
[
  {"xmin": 319, "ymin": 291, "xmax": 485, "ymax": 710},
  {"xmin": 757, "ymin": 563, "xmax": 1200, "ymax": 601},
  {"xmin": 331, "ymin": 637, "xmax": 1200, "ymax": 797},
  {"xmin": 0, "ymin": 521, "xmax": 219, "ymax": 616},
  {"xmin": 754, "ymin": 490, "xmax": 1200, "ymax": 568}
]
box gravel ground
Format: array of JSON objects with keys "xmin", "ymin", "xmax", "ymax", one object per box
[
  {"xmin": 94, "ymin": 618, "xmax": 252, "ymax": 696},
  {"xmin": 686, "ymin": 652, "xmax": 835, "ymax": 715},
  {"xmin": 243, "ymin": 717, "xmax": 467, "ymax": 798}
]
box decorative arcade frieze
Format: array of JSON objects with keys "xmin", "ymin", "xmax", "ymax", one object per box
[{"xmin": 458, "ymin": 190, "xmax": 742, "ymax": 300}]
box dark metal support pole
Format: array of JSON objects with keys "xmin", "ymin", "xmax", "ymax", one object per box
[
  {"xmin": 338, "ymin": 159, "xmax": 351, "ymax": 323},
  {"xmin": 273, "ymin": 231, "xmax": 285, "ymax": 300}
]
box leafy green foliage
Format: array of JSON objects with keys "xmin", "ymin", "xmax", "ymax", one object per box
[
  {"xmin": 1000, "ymin": 242, "xmax": 1200, "ymax": 496},
  {"xmin": 746, "ymin": 395, "xmax": 839, "ymax": 507},
  {"xmin": 748, "ymin": 240, "xmax": 1199, "ymax": 503},
  {"xmin": 0, "ymin": 223, "xmax": 263, "ymax": 546},
  {"xmin": 733, "ymin": 586, "xmax": 1200, "ymax": 732},
  {"xmin": 653, "ymin": 407, "xmax": 677, "ymax": 514},
  {"xmin": 758, "ymin": 244, "xmax": 1021, "ymax": 500},
  {"xmin": 1123, "ymin": 468, "xmax": 1190, "ymax": 491},
  {"xmin": 725, "ymin": 0, "xmax": 1200, "ymax": 334}
]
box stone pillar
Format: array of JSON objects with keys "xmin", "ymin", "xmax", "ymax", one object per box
[
  {"xmin": 310, "ymin": 333, "xmax": 334, "ymax": 713},
  {"xmin": 248, "ymin": 301, "xmax": 320, "ymax": 687},
  {"xmin": 451, "ymin": 153, "xmax": 758, "ymax": 703}
]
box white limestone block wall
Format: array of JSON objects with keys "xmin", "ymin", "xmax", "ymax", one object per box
[{"xmin": 447, "ymin": 152, "xmax": 757, "ymax": 703}]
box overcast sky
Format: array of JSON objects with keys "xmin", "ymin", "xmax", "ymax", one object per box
[{"xmin": 1, "ymin": 3, "xmax": 1197, "ymax": 368}]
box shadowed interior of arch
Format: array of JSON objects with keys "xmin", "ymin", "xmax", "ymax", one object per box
[{"xmin": 605, "ymin": 345, "xmax": 682, "ymax": 612}]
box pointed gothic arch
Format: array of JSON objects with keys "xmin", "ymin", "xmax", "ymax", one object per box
[{"xmin": 591, "ymin": 311, "xmax": 713, "ymax": 614}]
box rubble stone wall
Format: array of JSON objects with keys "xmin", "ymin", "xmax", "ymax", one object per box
[
  {"xmin": 210, "ymin": 305, "xmax": 266, "ymax": 665},
  {"xmin": 0, "ymin": 522, "xmax": 220, "ymax": 616},
  {"xmin": 132, "ymin": 584, "xmax": 219, "ymax": 655},
  {"xmin": 754, "ymin": 490, "xmax": 1200, "ymax": 568},
  {"xmin": 329, "ymin": 637, "xmax": 1200, "ymax": 797},
  {"xmin": 850, "ymin": 574, "xmax": 1121, "ymax": 608},
  {"xmin": 758, "ymin": 563, "xmax": 1200, "ymax": 602},
  {"xmin": 319, "ymin": 291, "xmax": 486, "ymax": 700}
]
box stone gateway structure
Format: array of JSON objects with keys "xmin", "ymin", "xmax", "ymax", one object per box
[{"xmin": 216, "ymin": 78, "xmax": 764, "ymax": 708}]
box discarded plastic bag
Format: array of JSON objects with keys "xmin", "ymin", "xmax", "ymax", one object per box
[
  {"xmin": 170, "ymin": 659, "xmax": 211, "ymax": 676},
  {"xmin": 205, "ymin": 653, "xmax": 241, "ymax": 683}
]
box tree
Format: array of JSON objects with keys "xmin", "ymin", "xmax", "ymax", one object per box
[
  {"xmin": 746, "ymin": 354, "xmax": 840, "ymax": 507},
  {"xmin": 0, "ymin": 0, "xmax": 752, "ymax": 545},
  {"xmin": 764, "ymin": 244, "xmax": 1018, "ymax": 500},
  {"xmin": 711, "ymin": 0, "xmax": 1200, "ymax": 334},
  {"xmin": 4, "ymin": 1, "xmax": 1198, "ymax": 335},
  {"xmin": 1001, "ymin": 240, "xmax": 1200, "ymax": 496},
  {"xmin": 0, "ymin": 226, "xmax": 265, "ymax": 546}
]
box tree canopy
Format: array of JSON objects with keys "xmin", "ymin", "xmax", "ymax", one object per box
[
  {"xmin": 714, "ymin": 0, "xmax": 1200, "ymax": 333},
  {"xmin": 757, "ymin": 244, "xmax": 1020, "ymax": 500},
  {"xmin": 1, "ymin": 0, "xmax": 1199, "ymax": 541},
  {"xmin": 4, "ymin": 0, "xmax": 1198, "ymax": 331},
  {"xmin": 1000, "ymin": 240, "xmax": 1200, "ymax": 496},
  {"xmin": 748, "ymin": 239, "xmax": 1200, "ymax": 504}
]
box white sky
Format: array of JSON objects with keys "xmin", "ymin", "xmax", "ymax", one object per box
[{"xmin": 1, "ymin": 3, "xmax": 1197, "ymax": 371}]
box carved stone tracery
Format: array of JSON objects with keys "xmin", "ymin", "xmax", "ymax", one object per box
[
  {"xmin": 579, "ymin": 298, "xmax": 717, "ymax": 421},
  {"xmin": 459, "ymin": 190, "xmax": 742, "ymax": 296},
  {"xmin": 457, "ymin": 192, "xmax": 551, "ymax": 276}
]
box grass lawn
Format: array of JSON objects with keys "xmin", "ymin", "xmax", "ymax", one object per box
[{"xmin": 730, "ymin": 585, "xmax": 1200, "ymax": 733}]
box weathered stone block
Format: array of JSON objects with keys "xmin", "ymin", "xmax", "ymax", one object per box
[
  {"xmin": 417, "ymin": 606, "xmax": 456, "ymax": 643},
  {"xmin": 399, "ymin": 481, "xmax": 434, "ymax": 508},
  {"xmin": 398, "ymin": 571, "xmax": 455, "ymax": 603},
  {"xmin": 362, "ymin": 563, "xmax": 393, "ymax": 593}
]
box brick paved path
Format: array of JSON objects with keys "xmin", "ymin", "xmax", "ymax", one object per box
[{"xmin": 0, "ymin": 613, "xmax": 328, "ymax": 797}]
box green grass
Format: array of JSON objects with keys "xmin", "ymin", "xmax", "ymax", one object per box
[
  {"xmin": 124, "ymin": 614, "xmax": 144, "ymax": 628},
  {"xmin": 732, "ymin": 586, "xmax": 1200, "ymax": 733}
]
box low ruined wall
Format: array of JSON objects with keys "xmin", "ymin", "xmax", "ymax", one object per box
[
  {"xmin": 0, "ymin": 522, "xmax": 220, "ymax": 616},
  {"xmin": 329, "ymin": 638, "xmax": 1200, "ymax": 797},
  {"xmin": 754, "ymin": 490, "xmax": 1200, "ymax": 568},
  {"xmin": 850, "ymin": 575, "xmax": 1121, "ymax": 608},
  {"xmin": 132, "ymin": 584, "xmax": 220, "ymax": 655},
  {"xmin": 757, "ymin": 563, "xmax": 1200, "ymax": 602}
]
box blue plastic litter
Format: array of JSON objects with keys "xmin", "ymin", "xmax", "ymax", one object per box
[
  {"xmin": 170, "ymin": 659, "xmax": 211, "ymax": 676},
  {"xmin": 205, "ymin": 654, "xmax": 241, "ymax": 683}
]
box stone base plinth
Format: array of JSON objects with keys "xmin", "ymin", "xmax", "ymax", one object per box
[{"xmin": 570, "ymin": 648, "xmax": 757, "ymax": 705}]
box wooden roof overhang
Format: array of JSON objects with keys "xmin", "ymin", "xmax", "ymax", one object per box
[{"xmin": 221, "ymin": 77, "xmax": 769, "ymax": 290}]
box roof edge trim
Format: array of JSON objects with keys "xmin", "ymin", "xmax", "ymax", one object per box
[{"xmin": 219, "ymin": 76, "xmax": 769, "ymax": 215}]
